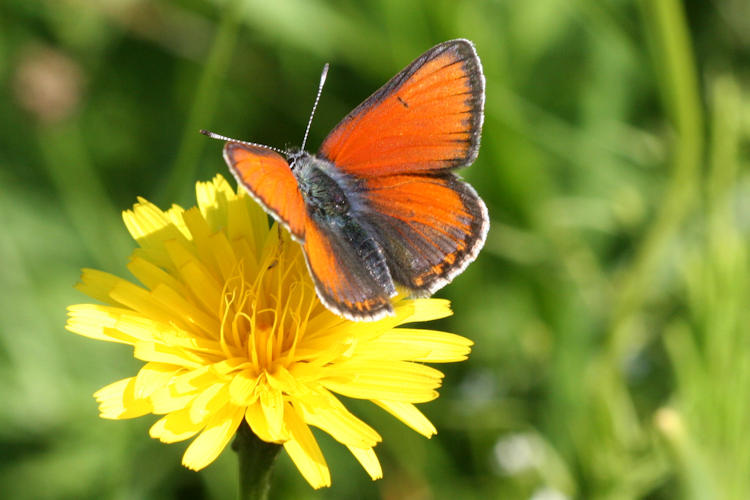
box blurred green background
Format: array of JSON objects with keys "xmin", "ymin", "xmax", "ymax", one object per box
[{"xmin": 2, "ymin": 0, "xmax": 750, "ymax": 498}]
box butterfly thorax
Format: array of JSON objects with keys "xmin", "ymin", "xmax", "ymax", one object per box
[{"xmin": 291, "ymin": 152, "xmax": 351, "ymax": 220}]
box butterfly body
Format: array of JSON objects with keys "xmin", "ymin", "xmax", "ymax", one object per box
[
  {"xmin": 291, "ymin": 151, "xmax": 398, "ymax": 303},
  {"xmin": 218, "ymin": 39, "xmax": 488, "ymax": 321}
]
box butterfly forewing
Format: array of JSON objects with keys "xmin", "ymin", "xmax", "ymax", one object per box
[
  {"xmin": 224, "ymin": 142, "xmax": 307, "ymax": 239},
  {"xmin": 319, "ymin": 39, "xmax": 484, "ymax": 176}
]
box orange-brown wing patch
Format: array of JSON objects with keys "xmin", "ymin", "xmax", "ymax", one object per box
[
  {"xmin": 224, "ymin": 142, "xmax": 306, "ymax": 239},
  {"xmin": 319, "ymin": 39, "xmax": 484, "ymax": 176},
  {"xmin": 361, "ymin": 173, "xmax": 488, "ymax": 294},
  {"xmin": 302, "ymin": 218, "xmax": 393, "ymax": 321}
]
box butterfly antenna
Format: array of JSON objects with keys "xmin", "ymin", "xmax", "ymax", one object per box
[
  {"xmin": 199, "ymin": 129, "xmax": 287, "ymax": 156},
  {"xmin": 300, "ymin": 63, "xmax": 329, "ymax": 152}
]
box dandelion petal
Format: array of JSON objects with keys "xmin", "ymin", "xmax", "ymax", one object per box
[
  {"xmin": 182, "ymin": 404, "xmax": 244, "ymax": 471},
  {"xmin": 347, "ymin": 446, "xmax": 383, "ymax": 480}
]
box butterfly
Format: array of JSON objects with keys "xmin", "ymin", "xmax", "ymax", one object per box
[{"xmin": 203, "ymin": 39, "xmax": 488, "ymax": 321}]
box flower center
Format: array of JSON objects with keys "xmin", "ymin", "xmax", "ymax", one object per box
[{"xmin": 219, "ymin": 249, "xmax": 316, "ymax": 374}]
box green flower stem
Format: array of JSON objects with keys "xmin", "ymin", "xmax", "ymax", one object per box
[{"xmin": 233, "ymin": 421, "xmax": 282, "ymax": 500}]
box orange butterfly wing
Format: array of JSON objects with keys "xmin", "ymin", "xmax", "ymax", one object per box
[
  {"xmin": 223, "ymin": 142, "xmax": 306, "ymax": 239},
  {"xmin": 302, "ymin": 216, "xmax": 395, "ymax": 320},
  {"xmin": 361, "ymin": 173, "xmax": 488, "ymax": 295},
  {"xmin": 319, "ymin": 39, "xmax": 484, "ymax": 176}
]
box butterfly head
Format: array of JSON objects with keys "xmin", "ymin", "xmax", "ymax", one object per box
[{"xmin": 286, "ymin": 147, "xmax": 310, "ymax": 172}]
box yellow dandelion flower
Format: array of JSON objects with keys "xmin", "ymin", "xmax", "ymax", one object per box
[{"xmin": 66, "ymin": 175, "xmax": 472, "ymax": 489}]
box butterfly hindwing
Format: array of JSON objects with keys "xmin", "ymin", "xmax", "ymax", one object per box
[
  {"xmin": 359, "ymin": 173, "xmax": 488, "ymax": 295},
  {"xmin": 302, "ymin": 215, "xmax": 396, "ymax": 320},
  {"xmin": 224, "ymin": 142, "xmax": 306, "ymax": 239},
  {"xmin": 319, "ymin": 39, "xmax": 484, "ymax": 176}
]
